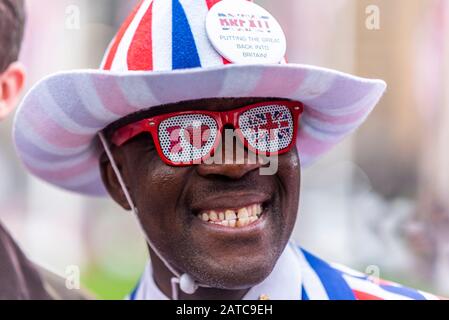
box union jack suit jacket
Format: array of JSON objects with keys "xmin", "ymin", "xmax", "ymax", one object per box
[{"xmin": 129, "ymin": 242, "xmax": 442, "ymax": 300}]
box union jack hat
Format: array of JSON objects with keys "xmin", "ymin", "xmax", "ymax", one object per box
[{"xmin": 13, "ymin": 0, "xmax": 386, "ymax": 196}]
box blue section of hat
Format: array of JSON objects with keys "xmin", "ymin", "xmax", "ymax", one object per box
[{"xmin": 172, "ymin": 0, "xmax": 202, "ymax": 70}]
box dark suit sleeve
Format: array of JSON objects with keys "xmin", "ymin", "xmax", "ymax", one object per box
[{"xmin": 0, "ymin": 222, "xmax": 51, "ymax": 299}]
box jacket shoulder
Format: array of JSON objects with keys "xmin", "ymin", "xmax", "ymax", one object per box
[
  {"xmin": 297, "ymin": 246, "xmax": 442, "ymax": 300},
  {"xmin": 329, "ymin": 261, "xmax": 441, "ymax": 300}
]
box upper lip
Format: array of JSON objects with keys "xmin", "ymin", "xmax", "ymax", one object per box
[{"xmin": 190, "ymin": 192, "xmax": 271, "ymax": 213}]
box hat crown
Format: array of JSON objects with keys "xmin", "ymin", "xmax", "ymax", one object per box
[
  {"xmin": 102, "ymin": 0, "xmax": 233, "ymax": 72},
  {"xmin": 101, "ymin": 0, "xmax": 273, "ymax": 72}
]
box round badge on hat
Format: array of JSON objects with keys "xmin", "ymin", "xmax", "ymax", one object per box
[{"xmin": 206, "ymin": 0, "xmax": 287, "ymax": 64}]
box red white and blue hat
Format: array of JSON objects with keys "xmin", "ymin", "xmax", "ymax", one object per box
[{"xmin": 13, "ymin": 0, "xmax": 386, "ymax": 196}]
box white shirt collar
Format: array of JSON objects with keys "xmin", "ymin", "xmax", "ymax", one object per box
[{"xmin": 131, "ymin": 242, "xmax": 302, "ymax": 300}]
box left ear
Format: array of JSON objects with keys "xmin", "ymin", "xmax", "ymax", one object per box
[{"xmin": 0, "ymin": 62, "xmax": 26, "ymax": 120}]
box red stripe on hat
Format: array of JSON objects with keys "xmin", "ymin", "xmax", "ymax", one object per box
[
  {"xmin": 205, "ymin": 0, "xmax": 221, "ymax": 9},
  {"xmin": 205, "ymin": 0, "xmax": 232, "ymax": 65},
  {"xmin": 353, "ymin": 290, "xmax": 384, "ymax": 300},
  {"xmin": 103, "ymin": 0, "xmax": 145, "ymax": 70},
  {"xmin": 127, "ymin": 1, "xmax": 154, "ymax": 71},
  {"xmin": 206, "ymin": 0, "xmax": 252, "ymax": 6}
]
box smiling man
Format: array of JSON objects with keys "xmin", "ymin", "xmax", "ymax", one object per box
[
  {"xmin": 13, "ymin": 0, "xmax": 441, "ymax": 300},
  {"xmin": 101, "ymin": 97, "xmax": 301, "ymax": 300}
]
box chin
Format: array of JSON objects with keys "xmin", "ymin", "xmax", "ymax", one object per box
[{"xmin": 190, "ymin": 255, "xmax": 277, "ymax": 290}]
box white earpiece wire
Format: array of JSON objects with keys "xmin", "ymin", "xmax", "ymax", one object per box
[{"xmin": 98, "ymin": 132, "xmax": 204, "ymax": 300}]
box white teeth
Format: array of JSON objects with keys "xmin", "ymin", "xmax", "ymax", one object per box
[
  {"xmin": 209, "ymin": 211, "xmax": 218, "ymax": 221},
  {"xmin": 254, "ymin": 204, "xmax": 262, "ymax": 216},
  {"xmin": 225, "ymin": 210, "xmax": 237, "ymax": 221},
  {"xmin": 237, "ymin": 207, "xmax": 249, "ymax": 219},
  {"xmin": 236, "ymin": 217, "xmax": 249, "ymax": 228},
  {"xmin": 247, "ymin": 206, "xmax": 253, "ymax": 217},
  {"xmin": 198, "ymin": 203, "xmax": 264, "ymax": 228}
]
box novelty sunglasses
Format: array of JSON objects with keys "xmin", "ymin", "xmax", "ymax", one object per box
[{"xmin": 111, "ymin": 100, "xmax": 304, "ymax": 166}]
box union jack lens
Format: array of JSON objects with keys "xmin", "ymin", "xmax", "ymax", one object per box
[
  {"xmin": 238, "ymin": 104, "xmax": 294, "ymax": 154},
  {"xmin": 158, "ymin": 114, "xmax": 219, "ymax": 164}
]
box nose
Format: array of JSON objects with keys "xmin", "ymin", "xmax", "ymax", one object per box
[{"xmin": 196, "ymin": 126, "xmax": 263, "ymax": 180}]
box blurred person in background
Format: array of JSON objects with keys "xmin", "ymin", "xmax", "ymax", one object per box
[
  {"xmin": 0, "ymin": 0, "xmax": 88, "ymax": 299},
  {"xmin": 12, "ymin": 0, "xmax": 445, "ymax": 300},
  {"xmin": 0, "ymin": 0, "xmax": 50, "ymax": 300}
]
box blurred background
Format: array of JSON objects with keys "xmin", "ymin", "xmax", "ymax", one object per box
[{"xmin": 0, "ymin": 0, "xmax": 448, "ymax": 299}]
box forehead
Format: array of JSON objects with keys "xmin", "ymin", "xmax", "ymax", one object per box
[{"xmin": 106, "ymin": 97, "xmax": 283, "ymax": 134}]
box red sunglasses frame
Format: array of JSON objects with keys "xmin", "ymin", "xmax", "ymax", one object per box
[{"xmin": 111, "ymin": 100, "xmax": 304, "ymax": 166}]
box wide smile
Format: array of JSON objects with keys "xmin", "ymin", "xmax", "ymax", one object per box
[
  {"xmin": 190, "ymin": 192, "xmax": 271, "ymax": 233},
  {"xmin": 196, "ymin": 203, "xmax": 264, "ymax": 228}
]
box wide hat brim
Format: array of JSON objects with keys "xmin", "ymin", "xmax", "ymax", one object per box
[{"xmin": 13, "ymin": 63, "xmax": 386, "ymax": 196}]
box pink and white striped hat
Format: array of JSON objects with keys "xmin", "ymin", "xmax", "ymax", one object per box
[{"xmin": 13, "ymin": 0, "xmax": 386, "ymax": 196}]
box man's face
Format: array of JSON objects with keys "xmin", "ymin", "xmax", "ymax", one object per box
[{"xmin": 101, "ymin": 97, "xmax": 301, "ymax": 289}]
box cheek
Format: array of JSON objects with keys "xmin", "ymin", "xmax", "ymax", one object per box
[
  {"xmin": 277, "ymin": 150, "xmax": 301, "ymax": 222},
  {"xmin": 130, "ymin": 149, "xmax": 181, "ymax": 200},
  {"xmin": 281, "ymin": 148, "xmax": 300, "ymax": 187},
  {"xmin": 129, "ymin": 154, "xmax": 190, "ymax": 237}
]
